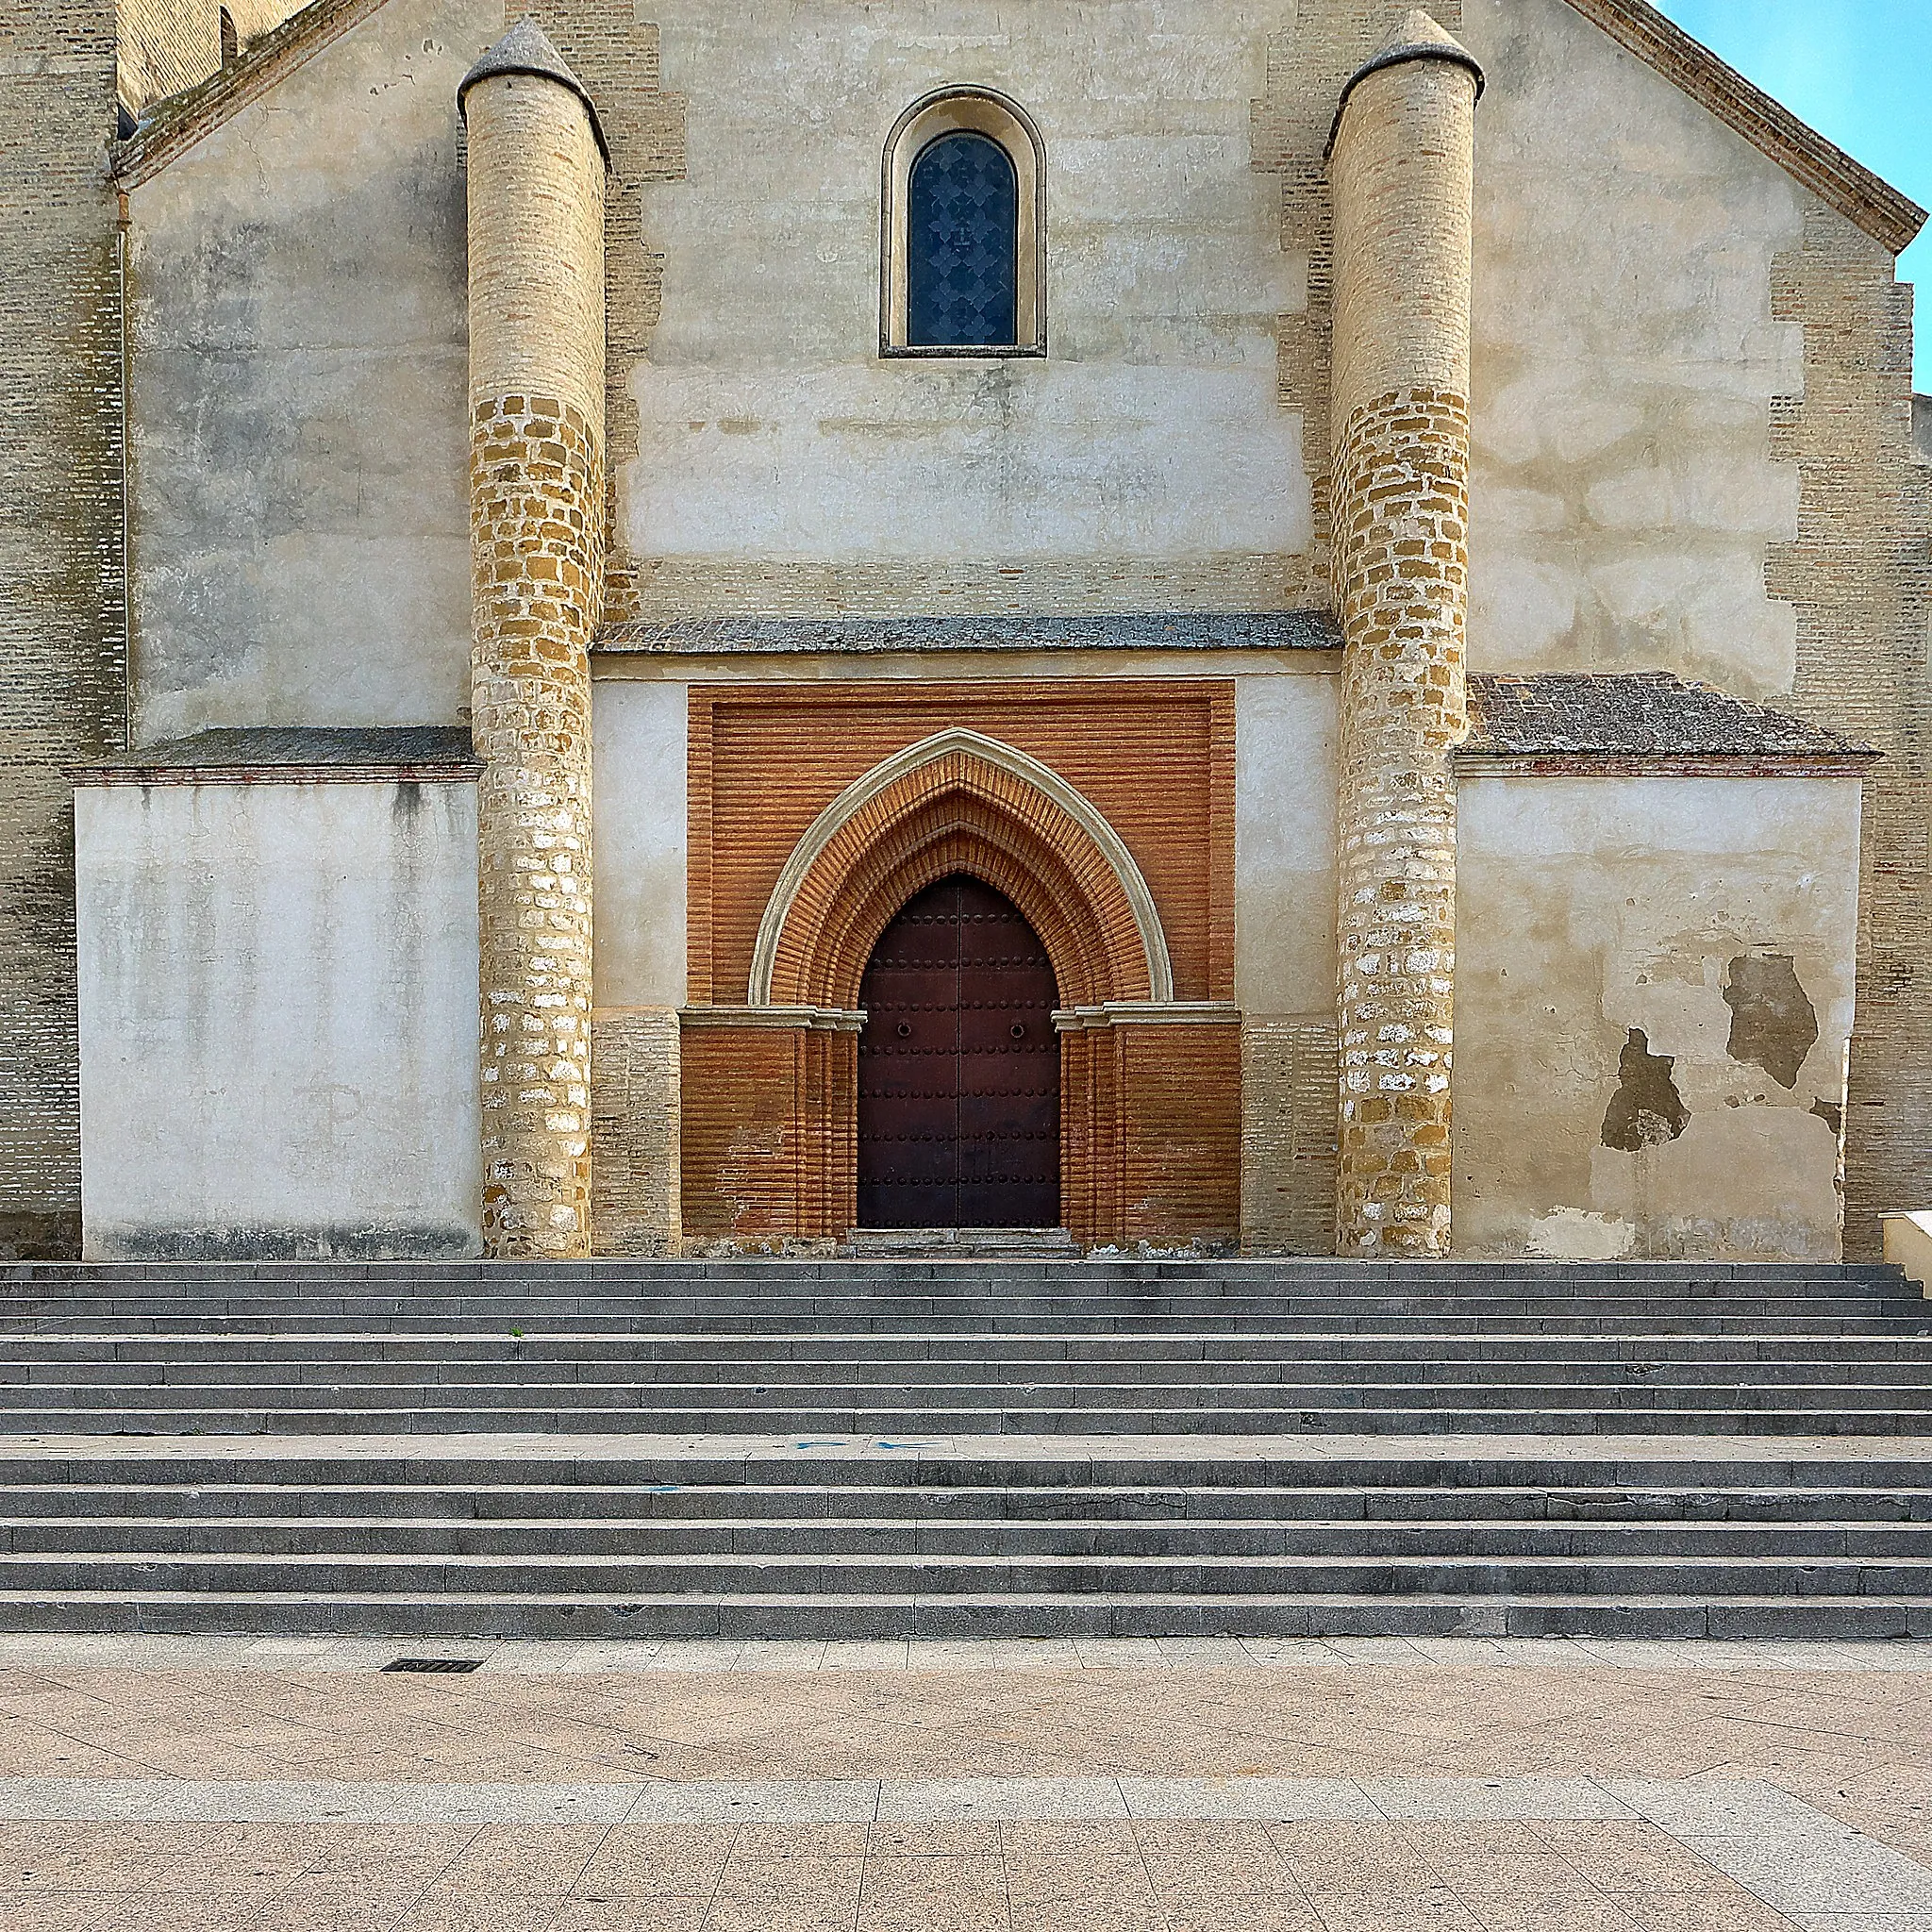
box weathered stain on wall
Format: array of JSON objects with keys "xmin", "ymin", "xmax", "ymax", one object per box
[
  {"xmin": 75, "ymin": 777, "xmax": 482, "ymax": 1258},
  {"xmin": 1722, "ymin": 952, "xmax": 1817, "ymax": 1090},
  {"xmin": 619, "ymin": 0, "xmax": 1305, "ymax": 619},
  {"xmin": 1600, "ymin": 1028, "xmax": 1689, "ymax": 1153},
  {"xmin": 1456, "ymin": 772, "xmax": 1863, "ymax": 1260},
  {"xmin": 1462, "ymin": 0, "xmax": 1806, "ymax": 697},
  {"xmin": 125, "ymin": 0, "xmax": 492, "ymax": 742}
]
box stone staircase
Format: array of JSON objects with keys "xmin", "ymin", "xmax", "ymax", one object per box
[{"xmin": 0, "ymin": 1257, "xmax": 1928, "ymax": 1640}]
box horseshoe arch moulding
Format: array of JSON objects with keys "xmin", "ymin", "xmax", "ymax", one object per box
[{"xmin": 677, "ymin": 724, "xmax": 1241, "ymax": 1251}]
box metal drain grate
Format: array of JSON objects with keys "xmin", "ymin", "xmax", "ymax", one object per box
[{"xmin": 382, "ymin": 1657, "xmax": 483, "ymax": 1674}]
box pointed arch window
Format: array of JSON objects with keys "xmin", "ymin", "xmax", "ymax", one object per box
[{"xmin": 882, "ymin": 89, "xmax": 1045, "ymax": 358}]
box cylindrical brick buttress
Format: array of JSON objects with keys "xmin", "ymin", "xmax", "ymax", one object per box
[
  {"xmin": 458, "ymin": 23, "xmax": 608, "ymax": 1257},
  {"xmin": 1326, "ymin": 11, "xmax": 1481, "ymax": 1257}
]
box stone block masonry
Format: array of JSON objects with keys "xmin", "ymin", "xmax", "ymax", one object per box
[
  {"xmin": 1326, "ymin": 15, "xmax": 1480, "ymax": 1257},
  {"xmin": 461, "ymin": 33, "xmax": 607, "ymax": 1258}
]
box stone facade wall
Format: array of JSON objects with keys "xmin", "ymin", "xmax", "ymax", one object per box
[
  {"xmin": 124, "ymin": 0, "xmax": 489, "ymax": 743},
  {"xmin": 0, "ymin": 8, "xmax": 125, "ymax": 1259},
  {"xmin": 1456, "ymin": 770, "xmax": 1863, "ymax": 1261},
  {"xmin": 1327, "ymin": 42, "xmax": 1478, "ymax": 1257},
  {"xmin": 1460, "ymin": 0, "xmax": 1807, "ymax": 697},
  {"xmin": 465, "ymin": 66, "xmax": 605, "ymax": 1257},
  {"xmin": 616, "ymin": 0, "xmax": 1304, "ymax": 622}
]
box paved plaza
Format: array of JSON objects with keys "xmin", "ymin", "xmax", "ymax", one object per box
[{"xmin": 0, "ymin": 1635, "xmax": 1928, "ymax": 1930}]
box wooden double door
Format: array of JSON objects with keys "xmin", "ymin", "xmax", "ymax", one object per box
[{"xmin": 857, "ymin": 874, "xmax": 1061, "ymax": 1228}]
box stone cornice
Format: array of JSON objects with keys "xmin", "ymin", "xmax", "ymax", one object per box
[{"xmin": 1564, "ymin": 0, "xmax": 1926, "ymax": 256}]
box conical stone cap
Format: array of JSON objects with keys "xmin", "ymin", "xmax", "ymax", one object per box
[
  {"xmin": 1328, "ymin": 8, "xmax": 1484, "ymax": 154},
  {"xmin": 1382, "ymin": 8, "xmax": 1473, "ymax": 58},
  {"xmin": 458, "ymin": 16, "xmax": 609, "ymax": 163}
]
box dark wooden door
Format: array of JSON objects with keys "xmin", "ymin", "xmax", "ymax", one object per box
[{"xmin": 857, "ymin": 875, "xmax": 1060, "ymax": 1228}]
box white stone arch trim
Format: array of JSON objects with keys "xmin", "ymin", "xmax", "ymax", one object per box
[{"xmin": 748, "ymin": 727, "xmax": 1174, "ymax": 1006}]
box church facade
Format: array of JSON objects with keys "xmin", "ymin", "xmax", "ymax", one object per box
[{"xmin": 6, "ymin": 0, "xmax": 1929, "ymax": 1263}]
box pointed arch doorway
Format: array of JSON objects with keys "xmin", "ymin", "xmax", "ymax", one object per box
[{"xmin": 857, "ymin": 874, "xmax": 1060, "ymax": 1228}]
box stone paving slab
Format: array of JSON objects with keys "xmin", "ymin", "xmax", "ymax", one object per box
[
  {"xmin": 1, "ymin": 1640, "xmax": 1928, "ymax": 1929},
  {"xmin": 0, "ymin": 1774, "xmax": 1925, "ymax": 1929},
  {"xmin": 0, "ymin": 1631, "xmax": 1924, "ymax": 1671}
]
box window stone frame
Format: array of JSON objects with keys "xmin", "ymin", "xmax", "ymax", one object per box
[{"xmin": 880, "ymin": 86, "xmax": 1045, "ymax": 358}]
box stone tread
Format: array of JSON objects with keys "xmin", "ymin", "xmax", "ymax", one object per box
[{"xmin": 0, "ymin": 1261, "xmax": 1924, "ymax": 1638}]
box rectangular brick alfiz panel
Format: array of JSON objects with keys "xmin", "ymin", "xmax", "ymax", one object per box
[{"xmin": 681, "ymin": 682, "xmax": 1241, "ymax": 1249}]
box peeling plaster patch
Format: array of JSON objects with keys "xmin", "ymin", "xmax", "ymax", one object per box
[
  {"xmin": 1810, "ymin": 1096, "xmax": 1843, "ymax": 1137},
  {"xmin": 1525, "ymin": 1206, "xmax": 1636, "ymax": 1260},
  {"xmin": 1723, "ymin": 952, "xmax": 1818, "ymax": 1089},
  {"xmin": 1602, "ymin": 1028, "xmax": 1690, "ymax": 1152}
]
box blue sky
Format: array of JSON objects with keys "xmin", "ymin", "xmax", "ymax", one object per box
[{"xmin": 1652, "ymin": 0, "xmax": 1931, "ymax": 390}]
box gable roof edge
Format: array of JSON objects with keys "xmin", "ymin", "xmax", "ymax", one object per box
[
  {"xmin": 1562, "ymin": 0, "xmax": 1925, "ymax": 257},
  {"xmin": 112, "ymin": 0, "xmax": 394, "ymax": 189}
]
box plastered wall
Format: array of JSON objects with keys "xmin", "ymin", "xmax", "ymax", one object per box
[
  {"xmin": 1233, "ymin": 670, "xmax": 1341, "ymax": 1251},
  {"xmin": 1461, "ymin": 0, "xmax": 1806, "ymax": 697},
  {"xmin": 591, "ymin": 678, "xmax": 688, "ymax": 1010},
  {"xmin": 75, "ymin": 777, "xmax": 482, "ymax": 1258},
  {"xmin": 621, "ymin": 0, "xmax": 1306, "ymax": 618},
  {"xmin": 125, "ymin": 0, "xmax": 494, "ymax": 744},
  {"xmin": 1455, "ymin": 772, "xmax": 1862, "ymax": 1261}
]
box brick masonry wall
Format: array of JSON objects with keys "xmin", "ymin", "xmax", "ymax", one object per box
[
  {"xmin": 1241, "ymin": 1016, "xmax": 1341, "ymax": 1254},
  {"xmin": 117, "ymin": 0, "xmax": 215, "ymax": 114},
  {"xmin": 466, "ymin": 68, "xmax": 605, "ymax": 1258},
  {"xmin": 1770, "ymin": 205, "xmax": 1932, "ymax": 1256},
  {"xmin": 522, "ymin": 2, "xmax": 684, "ymax": 626},
  {"xmin": 1328, "ymin": 43, "xmax": 1478, "ymax": 1258},
  {"xmin": 679, "ymin": 1021, "xmax": 855, "ymax": 1248},
  {"xmin": 1117, "ymin": 1018, "xmax": 1243, "ymax": 1249},
  {"xmin": 0, "ymin": 11, "xmax": 125, "ymax": 1259},
  {"xmin": 590, "ymin": 1005, "xmax": 680, "ymax": 1254}
]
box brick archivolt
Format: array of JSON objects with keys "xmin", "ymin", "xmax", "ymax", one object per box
[{"xmin": 751, "ymin": 733, "xmax": 1171, "ymax": 1015}]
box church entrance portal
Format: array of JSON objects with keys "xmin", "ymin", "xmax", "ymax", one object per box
[{"xmin": 857, "ymin": 875, "xmax": 1060, "ymax": 1228}]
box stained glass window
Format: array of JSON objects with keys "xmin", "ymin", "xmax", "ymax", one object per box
[{"xmin": 906, "ymin": 130, "xmax": 1020, "ymax": 348}]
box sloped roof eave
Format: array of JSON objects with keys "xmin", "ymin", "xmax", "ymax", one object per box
[{"xmin": 112, "ymin": 0, "xmax": 390, "ymax": 190}]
